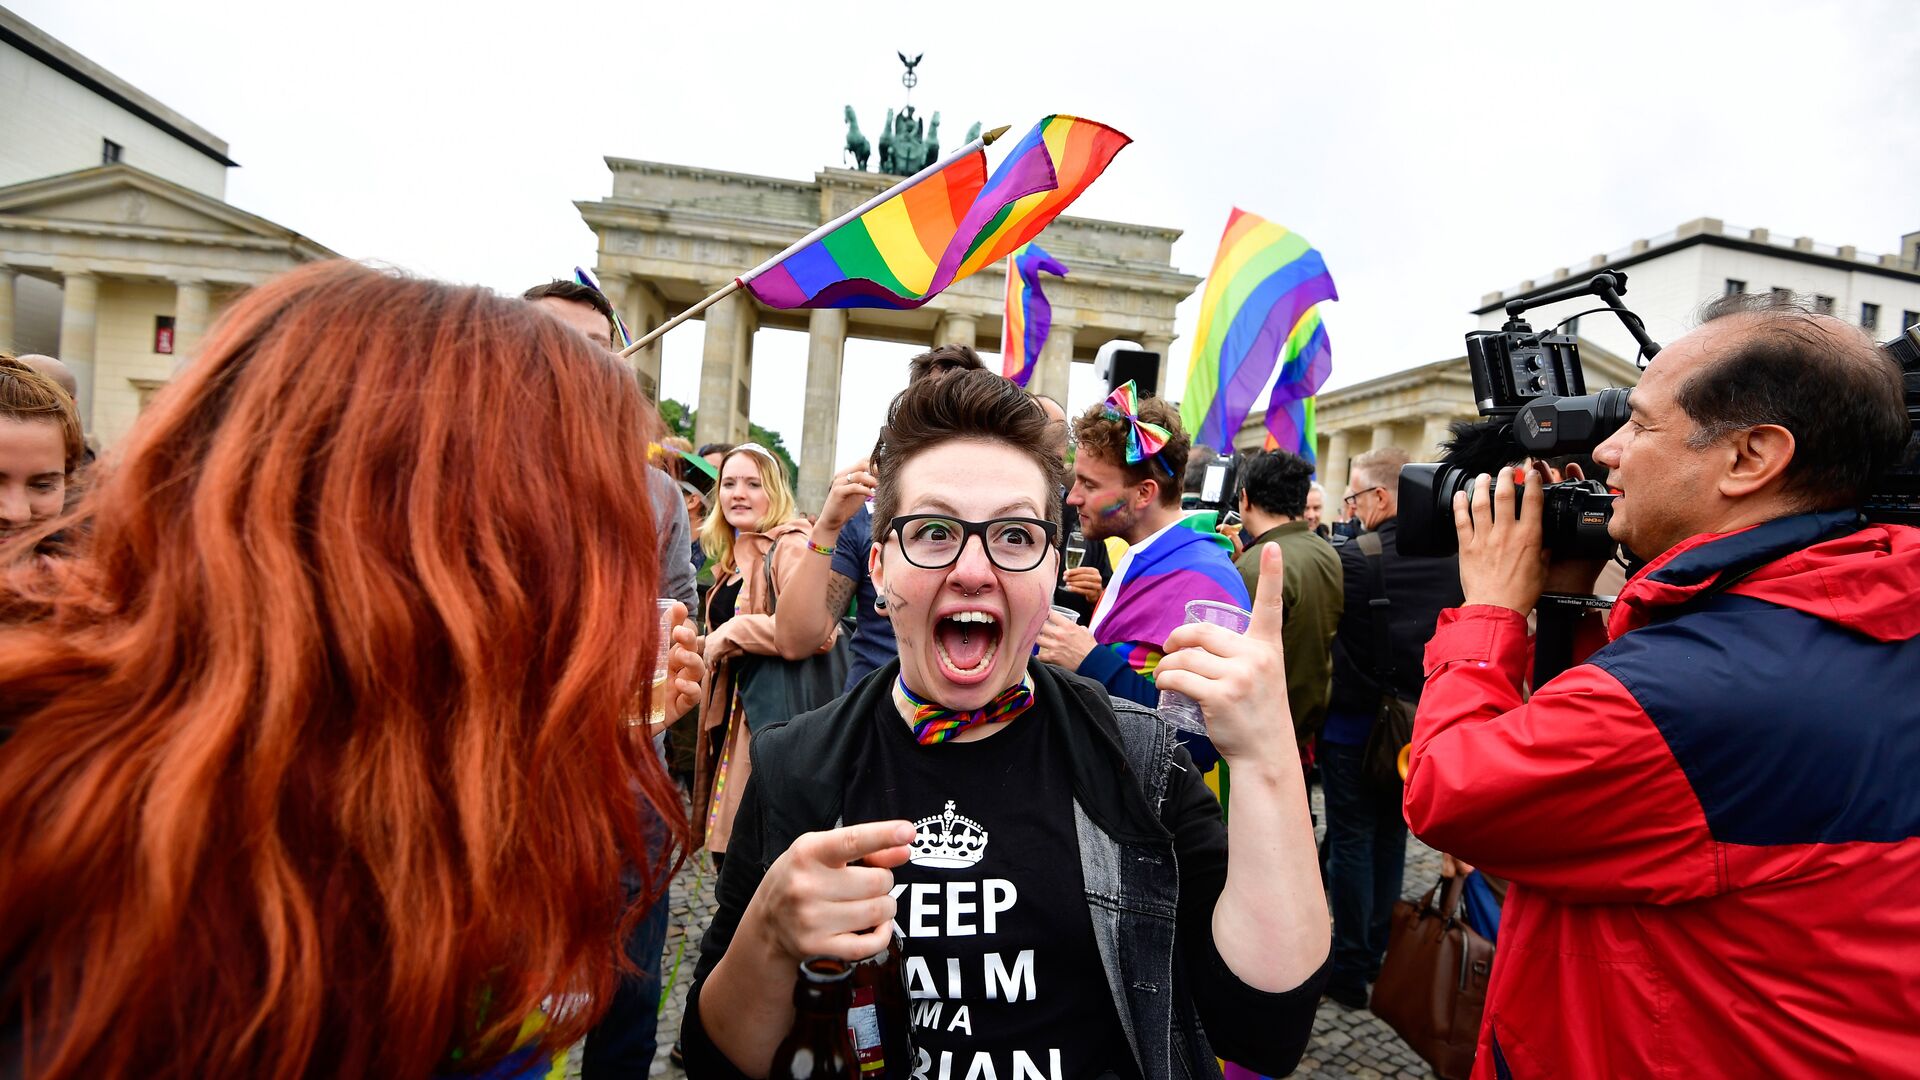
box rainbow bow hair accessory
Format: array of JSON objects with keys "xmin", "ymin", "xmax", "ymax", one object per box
[{"xmin": 1101, "ymin": 380, "xmax": 1172, "ymax": 466}]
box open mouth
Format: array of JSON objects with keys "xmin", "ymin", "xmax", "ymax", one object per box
[{"xmin": 934, "ymin": 610, "xmax": 1002, "ymax": 684}]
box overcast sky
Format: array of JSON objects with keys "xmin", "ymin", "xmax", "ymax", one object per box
[{"xmin": 21, "ymin": 0, "xmax": 1920, "ymax": 468}]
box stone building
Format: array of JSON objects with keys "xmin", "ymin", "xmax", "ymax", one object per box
[
  {"xmin": 578, "ymin": 160, "xmax": 1200, "ymax": 509},
  {"xmin": 0, "ymin": 8, "xmax": 332, "ymax": 445}
]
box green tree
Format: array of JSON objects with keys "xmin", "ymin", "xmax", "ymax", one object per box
[{"xmin": 657, "ymin": 399, "xmax": 798, "ymax": 484}]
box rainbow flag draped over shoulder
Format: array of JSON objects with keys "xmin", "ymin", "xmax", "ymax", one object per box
[
  {"xmin": 1001, "ymin": 242, "xmax": 1067, "ymax": 387},
  {"xmin": 1179, "ymin": 209, "xmax": 1337, "ymax": 449},
  {"xmin": 745, "ymin": 116, "xmax": 1128, "ymax": 310},
  {"xmin": 1260, "ymin": 309, "xmax": 1331, "ymax": 459}
]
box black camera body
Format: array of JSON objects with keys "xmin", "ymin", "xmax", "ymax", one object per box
[
  {"xmin": 1398, "ymin": 273, "xmax": 1654, "ymax": 558},
  {"xmin": 1186, "ymin": 452, "xmax": 1242, "ymax": 515}
]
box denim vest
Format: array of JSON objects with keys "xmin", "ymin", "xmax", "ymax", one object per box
[{"xmin": 1078, "ymin": 695, "xmax": 1220, "ymax": 1078}]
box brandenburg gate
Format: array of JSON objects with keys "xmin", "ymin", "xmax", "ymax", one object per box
[{"xmin": 577, "ymin": 160, "xmax": 1201, "ymax": 509}]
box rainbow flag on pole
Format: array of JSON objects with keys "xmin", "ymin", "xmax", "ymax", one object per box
[
  {"xmin": 1001, "ymin": 242, "xmax": 1067, "ymax": 387},
  {"xmin": 1179, "ymin": 209, "xmax": 1337, "ymax": 450},
  {"xmin": 744, "ymin": 116, "xmax": 1128, "ymax": 310},
  {"xmin": 1260, "ymin": 308, "xmax": 1330, "ymax": 459}
]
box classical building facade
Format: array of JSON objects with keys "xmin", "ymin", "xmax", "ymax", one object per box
[
  {"xmin": 578, "ymin": 160, "xmax": 1201, "ymax": 509},
  {"xmin": 0, "ymin": 8, "xmax": 332, "ymax": 445}
]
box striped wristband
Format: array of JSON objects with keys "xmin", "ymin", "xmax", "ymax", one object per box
[{"xmin": 808, "ymin": 541, "xmax": 835, "ymax": 557}]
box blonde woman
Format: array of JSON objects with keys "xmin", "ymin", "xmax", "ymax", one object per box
[{"xmin": 694, "ymin": 443, "xmax": 839, "ymax": 863}]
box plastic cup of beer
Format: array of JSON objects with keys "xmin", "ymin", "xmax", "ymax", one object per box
[
  {"xmin": 1155, "ymin": 599, "xmax": 1253, "ymax": 735},
  {"xmin": 629, "ymin": 598, "xmax": 679, "ymax": 728}
]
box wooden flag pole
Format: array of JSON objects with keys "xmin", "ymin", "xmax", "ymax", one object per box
[
  {"xmin": 620, "ymin": 124, "xmax": 1011, "ymax": 358},
  {"xmin": 619, "ymin": 279, "xmax": 740, "ymax": 358}
]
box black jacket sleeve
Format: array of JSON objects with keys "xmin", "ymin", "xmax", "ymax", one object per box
[{"xmin": 1165, "ymin": 750, "xmax": 1329, "ymax": 1074}]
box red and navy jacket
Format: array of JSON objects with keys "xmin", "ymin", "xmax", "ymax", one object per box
[{"xmin": 1404, "ymin": 511, "xmax": 1920, "ymax": 1078}]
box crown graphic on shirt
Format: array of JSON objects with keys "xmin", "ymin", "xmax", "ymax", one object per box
[{"xmin": 908, "ymin": 800, "xmax": 989, "ymax": 869}]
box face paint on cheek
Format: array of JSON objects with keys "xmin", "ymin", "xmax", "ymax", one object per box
[{"xmin": 1097, "ymin": 498, "xmax": 1128, "ymax": 519}]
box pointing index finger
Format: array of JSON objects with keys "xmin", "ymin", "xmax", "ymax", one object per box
[
  {"xmin": 1245, "ymin": 542, "xmax": 1286, "ymax": 644},
  {"xmin": 812, "ymin": 820, "xmax": 917, "ymax": 869}
]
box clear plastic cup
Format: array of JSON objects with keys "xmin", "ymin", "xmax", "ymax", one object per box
[
  {"xmin": 1155, "ymin": 599, "xmax": 1253, "ymax": 735},
  {"xmin": 629, "ymin": 598, "xmax": 679, "ymax": 728},
  {"xmin": 1049, "ymin": 604, "xmax": 1082, "ymax": 625}
]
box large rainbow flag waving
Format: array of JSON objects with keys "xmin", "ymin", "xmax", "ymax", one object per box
[
  {"xmin": 1179, "ymin": 209, "xmax": 1337, "ymax": 451},
  {"xmin": 1001, "ymin": 242, "xmax": 1068, "ymax": 387},
  {"xmin": 744, "ymin": 116, "xmax": 1128, "ymax": 311}
]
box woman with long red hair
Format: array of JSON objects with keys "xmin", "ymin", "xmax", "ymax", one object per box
[{"xmin": 0, "ymin": 261, "xmax": 696, "ymax": 1078}]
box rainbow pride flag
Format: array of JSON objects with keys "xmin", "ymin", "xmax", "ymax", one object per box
[
  {"xmin": 1260, "ymin": 308, "xmax": 1331, "ymax": 459},
  {"xmin": 1001, "ymin": 242, "xmax": 1067, "ymax": 387},
  {"xmin": 745, "ymin": 116, "xmax": 1128, "ymax": 310},
  {"xmin": 1179, "ymin": 209, "xmax": 1337, "ymax": 450}
]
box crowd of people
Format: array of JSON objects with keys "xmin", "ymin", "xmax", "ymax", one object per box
[{"xmin": 0, "ymin": 260, "xmax": 1915, "ymax": 1080}]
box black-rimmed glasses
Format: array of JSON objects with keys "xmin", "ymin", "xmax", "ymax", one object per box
[
  {"xmin": 1343, "ymin": 486, "xmax": 1385, "ymax": 509},
  {"xmin": 885, "ymin": 515, "xmax": 1060, "ymax": 572}
]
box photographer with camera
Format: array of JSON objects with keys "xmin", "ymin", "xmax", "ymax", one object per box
[{"xmin": 1403, "ymin": 294, "xmax": 1920, "ymax": 1076}]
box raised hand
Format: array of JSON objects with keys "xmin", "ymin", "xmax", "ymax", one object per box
[
  {"xmin": 817, "ymin": 457, "xmax": 877, "ymax": 535},
  {"xmin": 1154, "ymin": 543, "xmax": 1289, "ymax": 769}
]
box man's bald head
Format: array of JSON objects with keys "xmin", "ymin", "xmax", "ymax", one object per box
[
  {"xmin": 1679, "ymin": 293, "xmax": 1908, "ymax": 507},
  {"xmin": 1032, "ymin": 392, "xmax": 1069, "ymax": 460},
  {"xmin": 16, "ymin": 355, "xmax": 77, "ymax": 402}
]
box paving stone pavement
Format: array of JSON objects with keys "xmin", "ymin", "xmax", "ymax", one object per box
[{"xmin": 646, "ymin": 786, "xmax": 1447, "ymax": 1079}]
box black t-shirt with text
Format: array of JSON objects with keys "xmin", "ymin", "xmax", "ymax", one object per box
[{"xmin": 841, "ymin": 687, "xmax": 1140, "ymax": 1080}]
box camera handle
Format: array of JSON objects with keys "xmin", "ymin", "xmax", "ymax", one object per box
[
  {"xmin": 1502, "ymin": 272, "xmax": 1663, "ymax": 366},
  {"xmin": 1533, "ymin": 592, "xmax": 1615, "ymax": 687}
]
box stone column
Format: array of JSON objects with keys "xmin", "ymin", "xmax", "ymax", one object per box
[
  {"xmin": 1141, "ymin": 334, "xmax": 1174, "ymax": 399},
  {"xmin": 173, "ymin": 279, "xmax": 211, "ymax": 364},
  {"xmin": 1369, "ymin": 421, "xmax": 1399, "ymax": 452},
  {"xmin": 1322, "ymin": 429, "xmax": 1352, "ymax": 495},
  {"xmin": 729, "ymin": 302, "xmax": 758, "ymax": 444},
  {"xmin": 58, "ymin": 271, "xmax": 100, "ymax": 431},
  {"xmin": 934, "ymin": 312, "xmax": 978, "ymax": 350},
  {"xmin": 613, "ymin": 276, "xmax": 667, "ymax": 401},
  {"xmin": 1033, "ymin": 321, "xmax": 1075, "ymax": 405},
  {"xmin": 695, "ymin": 289, "xmax": 744, "ymax": 448},
  {"xmin": 1420, "ymin": 415, "xmax": 1456, "ymax": 461},
  {"xmin": 0, "ymin": 267, "xmax": 16, "ymax": 352},
  {"xmin": 798, "ymin": 308, "xmax": 848, "ymax": 513}
]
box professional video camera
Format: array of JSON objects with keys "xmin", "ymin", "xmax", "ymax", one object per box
[
  {"xmin": 1186, "ymin": 451, "xmax": 1243, "ymax": 524},
  {"xmin": 1397, "ymin": 272, "xmax": 1661, "ymax": 558},
  {"xmin": 1865, "ymin": 322, "xmax": 1920, "ymax": 526}
]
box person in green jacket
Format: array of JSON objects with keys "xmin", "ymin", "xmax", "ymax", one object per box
[{"xmin": 1233, "ymin": 450, "xmax": 1344, "ymax": 748}]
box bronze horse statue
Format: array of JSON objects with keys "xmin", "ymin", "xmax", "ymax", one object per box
[{"xmin": 843, "ymin": 105, "xmax": 870, "ymax": 172}]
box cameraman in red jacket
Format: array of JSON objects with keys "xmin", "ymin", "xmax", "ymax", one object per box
[{"xmin": 1405, "ymin": 293, "xmax": 1920, "ymax": 1077}]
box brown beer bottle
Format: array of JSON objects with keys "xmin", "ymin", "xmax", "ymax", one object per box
[
  {"xmin": 846, "ymin": 926, "xmax": 914, "ymax": 1077},
  {"xmin": 770, "ymin": 956, "xmax": 858, "ymax": 1080}
]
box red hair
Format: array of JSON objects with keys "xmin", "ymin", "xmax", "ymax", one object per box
[{"xmin": 0, "ymin": 261, "xmax": 687, "ymax": 1078}]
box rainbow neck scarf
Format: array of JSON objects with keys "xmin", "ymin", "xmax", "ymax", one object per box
[{"xmin": 897, "ymin": 677, "xmax": 1035, "ymax": 745}]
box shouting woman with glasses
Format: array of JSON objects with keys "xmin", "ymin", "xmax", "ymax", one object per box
[{"xmin": 676, "ymin": 369, "xmax": 1329, "ymax": 1079}]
